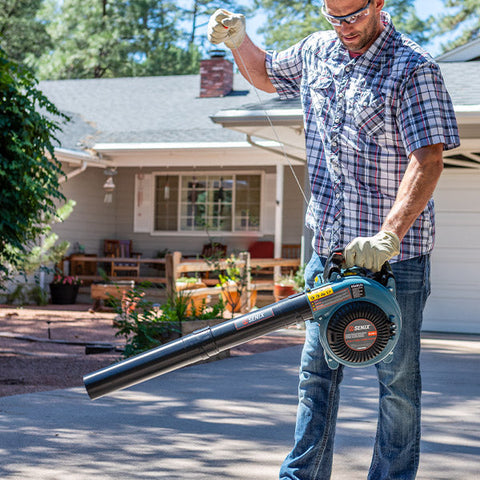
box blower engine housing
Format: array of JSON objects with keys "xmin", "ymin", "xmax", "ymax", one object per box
[{"xmin": 308, "ymin": 257, "xmax": 402, "ymax": 369}]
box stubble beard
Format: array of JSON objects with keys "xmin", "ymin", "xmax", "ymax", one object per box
[{"xmin": 336, "ymin": 14, "xmax": 381, "ymax": 54}]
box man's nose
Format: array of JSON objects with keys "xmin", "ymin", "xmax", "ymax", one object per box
[{"xmin": 338, "ymin": 21, "xmax": 355, "ymax": 33}]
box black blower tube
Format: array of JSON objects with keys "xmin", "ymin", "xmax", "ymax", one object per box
[{"xmin": 84, "ymin": 292, "xmax": 313, "ymax": 400}]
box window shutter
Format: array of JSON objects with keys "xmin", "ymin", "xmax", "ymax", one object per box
[
  {"xmin": 262, "ymin": 173, "xmax": 276, "ymax": 234},
  {"xmin": 134, "ymin": 173, "xmax": 153, "ymax": 232}
]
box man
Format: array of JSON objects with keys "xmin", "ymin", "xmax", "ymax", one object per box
[{"xmin": 208, "ymin": 1, "xmax": 460, "ymax": 479}]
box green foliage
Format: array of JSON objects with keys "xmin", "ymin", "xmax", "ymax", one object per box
[
  {"xmin": 179, "ymin": 0, "xmax": 247, "ymax": 47},
  {"xmin": 433, "ymin": 0, "xmax": 480, "ymax": 52},
  {"xmin": 0, "ymin": 0, "xmax": 52, "ymax": 67},
  {"xmin": 0, "ymin": 47, "xmax": 66, "ymax": 272},
  {"xmin": 384, "ymin": 0, "xmax": 434, "ymax": 46},
  {"xmin": 34, "ymin": 0, "xmax": 202, "ymax": 79},
  {"xmin": 113, "ymin": 284, "xmax": 224, "ymax": 358},
  {"xmin": 9, "ymin": 199, "xmax": 76, "ymax": 277},
  {"xmin": 253, "ymin": 0, "xmax": 433, "ymax": 50},
  {"xmin": 3, "ymin": 282, "xmax": 48, "ymax": 306},
  {"xmin": 253, "ymin": 0, "xmax": 330, "ymax": 50},
  {"xmin": 276, "ymin": 265, "xmax": 305, "ymax": 292}
]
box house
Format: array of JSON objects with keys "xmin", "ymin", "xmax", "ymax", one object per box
[
  {"xmin": 41, "ymin": 52, "xmax": 306, "ymax": 280},
  {"xmin": 42, "ymin": 42, "xmax": 480, "ymax": 333}
]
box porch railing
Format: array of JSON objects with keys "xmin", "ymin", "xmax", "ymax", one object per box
[{"xmin": 63, "ymin": 251, "xmax": 300, "ymax": 298}]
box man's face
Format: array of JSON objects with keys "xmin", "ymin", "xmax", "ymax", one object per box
[{"xmin": 323, "ymin": 0, "xmax": 384, "ymax": 54}]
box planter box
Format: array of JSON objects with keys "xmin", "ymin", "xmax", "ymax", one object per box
[
  {"xmin": 90, "ymin": 281, "xmax": 135, "ymax": 311},
  {"xmin": 91, "ymin": 282, "xmax": 135, "ymax": 301},
  {"xmin": 221, "ymin": 288, "xmax": 257, "ymax": 313}
]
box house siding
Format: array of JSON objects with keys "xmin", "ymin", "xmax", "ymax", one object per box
[{"xmin": 54, "ymin": 165, "xmax": 306, "ymax": 260}]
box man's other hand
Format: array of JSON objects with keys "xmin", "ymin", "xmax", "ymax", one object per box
[
  {"xmin": 344, "ymin": 231, "xmax": 400, "ymax": 272},
  {"xmin": 207, "ymin": 9, "xmax": 246, "ymax": 49}
]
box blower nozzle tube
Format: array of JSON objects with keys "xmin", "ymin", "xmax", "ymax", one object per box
[{"xmin": 84, "ymin": 292, "xmax": 313, "ymax": 400}]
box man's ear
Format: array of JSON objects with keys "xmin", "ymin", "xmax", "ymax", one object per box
[{"xmin": 375, "ymin": 0, "xmax": 385, "ymax": 14}]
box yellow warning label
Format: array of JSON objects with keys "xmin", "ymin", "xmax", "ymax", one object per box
[{"xmin": 307, "ymin": 286, "xmax": 334, "ymax": 302}]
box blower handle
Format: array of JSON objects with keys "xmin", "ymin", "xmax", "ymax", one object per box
[
  {"xmin": 323, "ymin": 249, "xmax": 395, "ymax": 289},
  {"xmin": 322, "ymin": 250, "xmax": 345, "ymax": 282}
]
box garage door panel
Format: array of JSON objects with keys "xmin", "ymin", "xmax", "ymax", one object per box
[
  {"xmin": 423, "ymin": 169, "xmax": 480, "ymax": 333},
  {"xmin": 434, "ymin": 191, "xmax": 480, "ymax": 212},
  {"xmin": 424, "ymin": 298, "xmax": 480, "ymax": 334}
]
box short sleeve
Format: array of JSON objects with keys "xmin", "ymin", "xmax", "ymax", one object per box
[
  {"xmin": 265, "ymin": 39, "xmax": 307, "ymax": 99},
  {"xmin": 397, "ymin": 63, "xmax": 460, "ymax": 156}
]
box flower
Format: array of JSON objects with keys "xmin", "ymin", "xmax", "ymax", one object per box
[{"xmin": 51, "ymin": 274, "xmax": 82, "ymax": 285}]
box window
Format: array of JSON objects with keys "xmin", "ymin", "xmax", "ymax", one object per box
[{"xmin": 154, "ymin": 173, "xmax": 262, "ymax": 233}]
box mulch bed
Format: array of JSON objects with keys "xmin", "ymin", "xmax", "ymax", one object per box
[{"xmin": 0, "ymin": 304, "xmax": 305, "ymax": 397}]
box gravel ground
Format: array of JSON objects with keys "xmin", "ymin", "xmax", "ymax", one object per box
[{"xmin": 0, "ymin": 304, "xmax": 305, "ymax": 398}]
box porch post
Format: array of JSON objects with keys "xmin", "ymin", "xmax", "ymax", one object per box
[
  {"xmin": 165, "ymin": 251, "xmax": 182, "ymax": 298},
  {"xmin": 274, "ymin": 164, "xmax": 284, "ymax": 280}
]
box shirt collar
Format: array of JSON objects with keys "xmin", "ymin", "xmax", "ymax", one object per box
[{"xmin": 361, "ymin": 11, "xmax": 395, "ymax": 65}]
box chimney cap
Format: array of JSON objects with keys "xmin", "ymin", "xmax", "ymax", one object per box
[{"xmin": 209, "ymin": 48, "xmax": 227, "ymax": 59}]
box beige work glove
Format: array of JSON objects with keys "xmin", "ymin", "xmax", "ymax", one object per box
[
  {"xmin": 344, "ymin": 231, "xmax": 400, "ymax": 272},
  {"xmin": 207, "ymin": 9, "xmax": 246, "ymax": 49}
]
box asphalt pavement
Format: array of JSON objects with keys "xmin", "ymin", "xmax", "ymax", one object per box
[{"xmin": 0, "ymin": 332, "xmax": 478, "ymax": 479}]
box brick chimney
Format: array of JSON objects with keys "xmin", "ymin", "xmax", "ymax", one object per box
[{"xmin": 199, "ymin": 49, "xmax": 233, "ymax": 98}]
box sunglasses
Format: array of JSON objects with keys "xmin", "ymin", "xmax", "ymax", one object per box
[{"xmin": 321, "ymin": 0, "xmax": 372, "ymax": 26}]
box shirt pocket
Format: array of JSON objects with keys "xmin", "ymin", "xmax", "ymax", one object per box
[
  {"xmin": 307, "ymin": 70, "xmax": 334, "ymax": 118},
  {"xmin": 353, "ymin": 92, "xmax": 385, "ymax": 136}
]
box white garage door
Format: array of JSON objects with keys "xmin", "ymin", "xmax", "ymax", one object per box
[{"xmin": 423, "ymin": 169, "xmax": 480, "ymax": 333}]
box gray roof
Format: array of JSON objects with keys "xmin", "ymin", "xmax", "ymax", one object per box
[
  {"xmin": 39, "ymin": 62, "xmax": 479, "ymax": 153},
  {"xmin": 437, "ymin": 62, "xmax": 480, "ymax": 106},
  {"xmin": 39, "ymin": 74, "xmax": 275, "ymax": 151}
]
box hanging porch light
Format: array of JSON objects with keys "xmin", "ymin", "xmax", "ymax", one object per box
[{"xmin": 103, "ymin": 168, "xmax": 117, "ymax": 203}]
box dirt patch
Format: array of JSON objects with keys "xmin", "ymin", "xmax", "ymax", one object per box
[{"xmin": 0, "ymin": 304, "xmax": 305, "ymax": 397}]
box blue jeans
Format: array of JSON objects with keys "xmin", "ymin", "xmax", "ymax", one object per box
[{"xmin": 280, "ymin": 252, "xmax": 431, "ymax": 480}]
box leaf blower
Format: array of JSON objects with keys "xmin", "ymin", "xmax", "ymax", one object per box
[{"xmin": 84, "ymin": 252, "xmax": 401, "ymax": 400}]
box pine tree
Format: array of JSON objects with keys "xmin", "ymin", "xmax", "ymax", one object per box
[
  {"xmin": 253, "ymin": 0, "xmax": 433, "ymax": 50},
  {"xmin": 0, "ymin": 0, "xmax": 51, "ymax": 67},
  {"xmin": 434, "ymin": 0, "xmax": 480, "ymax": 52}
]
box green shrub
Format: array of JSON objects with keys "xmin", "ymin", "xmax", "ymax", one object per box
[{"xmin": 112, "ymin": 285, "xmax": 225, "ymax": 358}]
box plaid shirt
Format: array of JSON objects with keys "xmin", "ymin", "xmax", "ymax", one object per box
[{"xmin": 266, "ymin": 12, "xmax": 460, "ymax": 262}]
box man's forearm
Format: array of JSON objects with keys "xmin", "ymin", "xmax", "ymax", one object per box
[
  {"xmin": 382, "ymin": 143, "xmax": 444, "ymax": 241},
  {"xmin": 231, "ymin": 35, "xmax": 276, "ymax": 93}
]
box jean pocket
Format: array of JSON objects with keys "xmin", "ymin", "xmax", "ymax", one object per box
[
  {"xmin": 392, "ymin": 255, "xmax": 430, "ymax": 296},
  {"xmin": 354, "ymin": 93, "xmax": 385, "ymax": 136}
]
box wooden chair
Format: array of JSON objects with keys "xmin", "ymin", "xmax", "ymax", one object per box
[
  {"xmin": 104, "ymin": 239, "xmax": 142, "ymax": 277},
  {"xmin": 281, "ymin": 244, "xmax": 301, "ymax": 259},
  {"xmin": 281, "ymin": 243, "xmax": 301, "ymax": 274},
  {"xmin": 248, "ymin": 240, "xmax": 275, "ymax": 282},
  {"xmin": 201, "ymin": 242, "xmax": 227, "ymax": 259},
  {"xmin": 248, "ymin": 241, "xmax": 274, "ymax": 259}
]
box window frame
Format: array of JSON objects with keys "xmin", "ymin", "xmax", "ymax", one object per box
[{"xmin": 151, "ymin": 170, "xmax": 266, "ymax": 237}]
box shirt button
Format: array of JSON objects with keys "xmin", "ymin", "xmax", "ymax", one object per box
[
  {"xmin": 345, "ymin": 65, "xmax": 351, "ymax": 73},
  {"xmin": 335, "ymin": 116, "xmax": 341, "ymax": 123}
]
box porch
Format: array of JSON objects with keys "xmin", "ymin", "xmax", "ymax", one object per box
[{"xmin": 62, "ymin": 251, "xmax": 301, "ymax": 309}]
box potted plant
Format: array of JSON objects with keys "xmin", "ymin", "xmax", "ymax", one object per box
[
  {"xmin": 274, "ymin": 267, "xmax": 305, "ymax": 302},
  {"xmin": 217, "ymin": 254, "xmax": 257, "ymax": 315},
  {"xmin": 49, "ymin": 273, "xmax": 82, "ymax": 304},
  {"xmin": 175, "ymin": 276, "xmax": 208, "ymax": 316}
]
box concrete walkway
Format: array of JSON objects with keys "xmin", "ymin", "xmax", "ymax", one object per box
[{"xmin": 0, "ymin": 333, "xmax": 478, "ymax": 479}]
